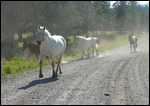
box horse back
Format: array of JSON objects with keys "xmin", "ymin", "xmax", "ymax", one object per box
[
  {"xmin": 129, "ymin": 35, "xmax": 137, "ymax": 44},
  {"xmin": 52, "ymin": 35, "xmax": 66, "ymax": 48},
  {"xmin": 81, "ymin": 37, "xmax": 94, "ymax": 49},
  {"xmin": 28, "ymin": 43, "xmax": 40, "ymax": 54},
  {"xmin": 45, "ymin": 35, "xmax": 66, "ymax": 56}
]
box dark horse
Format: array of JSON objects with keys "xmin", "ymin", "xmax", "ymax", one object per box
[
  {"xmin": 128, "ymin": 35, "xmax": 138, "ymax": 52},
  {"xmin": 22, "ymin": 40, "xmax": 40, "ymax": 59}
]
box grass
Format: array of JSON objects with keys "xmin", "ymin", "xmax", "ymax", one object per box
[
  {"xmin": 1, "ymin": 31, "xmax": 149, "ymax": 76},
  {"xmin": 1, "ymin": 57, "xmax": 50, "ymax": 76}
]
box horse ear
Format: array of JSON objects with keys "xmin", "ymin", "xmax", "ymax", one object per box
[
  {"xmin": 38, "ymin": 25, "xmax": 40, "ymax": 30},
  {"xmin": 43, "ymin": 26, "xmax": 46, "ymax": 30}
]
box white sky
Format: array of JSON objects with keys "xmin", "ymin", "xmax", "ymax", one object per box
[
  {"xmin": 110, "ymin": 1, "xmax": 149, "ymax": 5},
  {"xmin": 110, "ymin": 1, "xmax": 149, "ymax": 8},
  {"xmin": 137, "ymin": 1, "xmax": 149, "ymax": 4}
]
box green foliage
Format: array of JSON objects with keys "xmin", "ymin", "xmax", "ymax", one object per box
[
  {"xmin": 22, "ymin": 33, "xmax": 33, "ymax": 39},
  {"xmin": 127, "ymin": 1, "xmax": 139, "ymax": 31},
  {"xmin": 104, "ymin": 31, "xmax": 118, "ymax": 40},
  {"xmin": 4, "ymin": 66, "xmax": 11, "ymax": 74},
  {"xmin": 14, "ymin": 34, "xmax": 19, "ymax": 40},
  {"xmin": 1, "ymin": 57, "xmax": 50, "ymax": 76},
  {"xmin": 64, "ymin": 35, "xmax": 81, "ymax": 59},
  {"xmin": 18, "ymin": 42, "xmax": 23, "ymax": 48}
]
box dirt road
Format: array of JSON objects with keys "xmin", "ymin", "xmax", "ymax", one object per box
[{"xmin": 1, "ymin": 35, "xmax": 149, "ymax": 105}]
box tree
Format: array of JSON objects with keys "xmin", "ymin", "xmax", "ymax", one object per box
[
  {"xmin": 1, "ymin": 1, "xmax": 30, "ymax": 47},
  {"xmin": 113, "ymin": 1, "xmax": 128, "ymax": 33},
  {"xmin": 138, "ymin": 5, "xmax": 149, "ymax": 32},
  {"xmin": 72, "ymin": 1, "xmax": 93, "ymax": 35},
  {"xmin": 92, "ymin": 1, "xmax": 111, "ymax": 37},
  {"xmin": 127, "ymin": 1, "xmax": 140, "ymax": 32}
]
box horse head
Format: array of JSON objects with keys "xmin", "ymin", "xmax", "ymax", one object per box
[
  {"xmin": 36, "ymin": 25, "xmax": 46, "ymax": 46},
  {"xmin": 74, "ymin": 36, "xmax": 81, "ymax": 45}
]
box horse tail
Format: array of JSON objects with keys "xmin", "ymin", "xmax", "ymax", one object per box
[
  {"xmin": 61, "ymin": 37, "xmax": 66, "ymax": 52},
  {"xmin": 96, "ymin": 44, "xmax": 99, "ymax": 50},
  {"xmin": 135, "ymin": 37, "xmax": 138, "ymax": 48},
  {"xmin": 135, "ymin": 43, "xmax": 138, "ymax": 48}
]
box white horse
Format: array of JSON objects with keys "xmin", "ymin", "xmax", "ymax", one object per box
[
  {"xmin": 88, "ymin": 36, "xmax": 100, "ymax": 56},
  {"xmin": 36, "ymin": 26, "xmax": 66, "ymax": 78},
  {"xmin": 74, "ymin": 36, "xmax": 99, "ymax": 59}
]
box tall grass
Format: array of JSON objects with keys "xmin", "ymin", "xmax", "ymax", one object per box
[{"xmin": 1, "ymin": 57, "xmax": 50, "ymax": 76}]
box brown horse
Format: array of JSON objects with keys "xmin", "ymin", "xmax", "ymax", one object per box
[
  {"xmin": 22, "ymin": 40, "xmax": 40, "ymax": 59},
  {"xmin": 128, "ymin": 35, "xmax": 138, "ymax": 52}
]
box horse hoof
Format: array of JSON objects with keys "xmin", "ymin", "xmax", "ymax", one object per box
[
  {"xmin": 39, "ymin": 74, "xmax": 43, "ymax": 78},
  {"xmin": 52, "ymin": 73, "xmax": 57, "ymax": 77},
  {"xmin": 59, "ymin": 71, "xmax": 62, "ymax": 74}
]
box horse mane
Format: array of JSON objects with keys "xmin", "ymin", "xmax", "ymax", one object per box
[
  {"xmin": 39, "ymin": 26, "xmax": 52, "ymax": 38},
  {"xmin": 77, "ymin": 35, "xmax": 86, "ymax": 39},
  {"xmin": 44, "ymin": 29, "xmax": 52, "ymax": 38}
]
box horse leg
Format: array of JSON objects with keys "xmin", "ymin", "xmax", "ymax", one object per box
[
  {"xmin": 87, "ymin": 47, "xmax": 91, "ymax": 58},
  {"xmin": 130, "ymin": 43, "xmax": 132, "ymax": 52},
  {"xmin": 133, "ymin": 43, "xmax": 136, "ymax": 51},
  {"xmin": 39, "ymin": 56, "xmax": 44, "ymax": 78},
  {"xmin": 92, "ymin": 46, "xmax": 94, "ymax": 57},
  {"xmin": 96, "ymin": 44, "xmax": 99, "ymax": 56},
  {"xmin": 56, "ymin": 54, "xmax": 62, "ymax": 74},
  {"xmin": 81, "ymin": 50, "xmax": 84, "ymax": 59},
  {"xmin": 36, "ymin": 54, "xmax": 38, "ymax": 59},
  {"xmin": 59, "ymin": 65, "xmax": 62, "ymax": 74},
  {"xmin": 136, "ymin": 42, "xmax": 138, "ymax": 48},
  {"xmin": 96, "ymin": 47, "xmax": 99, "ymax": 56},
  {"xmin": 52, "ymin": 58, "xmax": 56, "ymax": 77},
  {"xmin": 28, "ymin": 52, "xmax": 31, "ymax": 61}
]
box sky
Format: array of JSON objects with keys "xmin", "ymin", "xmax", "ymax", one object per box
[
  {"xmin": 110, "ymin": 1, "xmax": 149, "ymax": 8},
  {"xmin": 110, "ymin": 1, "xmax": 149, "ymax": 5},
  {"xmin": 137, "ymin": 1, "xmax": 149, "ymax": 4}
]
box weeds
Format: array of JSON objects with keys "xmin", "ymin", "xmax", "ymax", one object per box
[{"xmin": 1, "ymin": 57, "xmax": 49, "ymax": 76}]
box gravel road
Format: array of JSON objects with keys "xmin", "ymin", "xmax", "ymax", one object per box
[{"xmin": 1, "ymin": 35, "xmax": 149, "ymax": 105}]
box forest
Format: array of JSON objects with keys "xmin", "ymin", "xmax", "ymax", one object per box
[{"xmin": 1, "ymin": 1, "xmax": 149, "ymax": 59}]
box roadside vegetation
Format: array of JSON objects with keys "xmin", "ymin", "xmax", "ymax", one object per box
[{"xmin": 1, "ymin": 31, "xmax": 148, "ymax": 76}]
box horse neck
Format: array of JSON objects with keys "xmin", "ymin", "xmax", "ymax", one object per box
[
  {"xmin": 129, "ymin": 36, "xmax": 134, "ymax": 43},
  {"xmin": 28, "ymin": 43, "xmax": 35, "ymax": 50},
  {"xmin": 45, "ymin": 30, "xmax": 52, "ymax": 39},
  {"xmin": 77, "ymin": 37, "xmax": 82, "ymax": 43}
]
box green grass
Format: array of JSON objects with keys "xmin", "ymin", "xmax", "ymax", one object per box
[
  {"xmin": 1, "ymin": 57, "xmax": 50, "ymax": 76},
  {"xmin": 1, "ymin": 31, "xmax": 148, "ymax": 76}
]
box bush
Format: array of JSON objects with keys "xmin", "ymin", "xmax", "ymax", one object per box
[
  {"xmin": 4, "ymin": 66, "xmax": 11, "ymax": 74},
  {"xmin": 104, "ymin": 31, "xmax": 118, "ymax": 40}
]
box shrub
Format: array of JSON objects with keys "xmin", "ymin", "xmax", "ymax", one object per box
[
  {"xmin": 104, "ymin": 31, "xmax": 118, "ymax": 40},
  {"xmin": 4, "ymin": 66, "xmax": 11, "ymax": 74}
]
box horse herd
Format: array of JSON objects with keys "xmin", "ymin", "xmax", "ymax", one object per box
[{"xmin": 22, "ymin": 25, "xmax": 138, "ymax": 78}]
